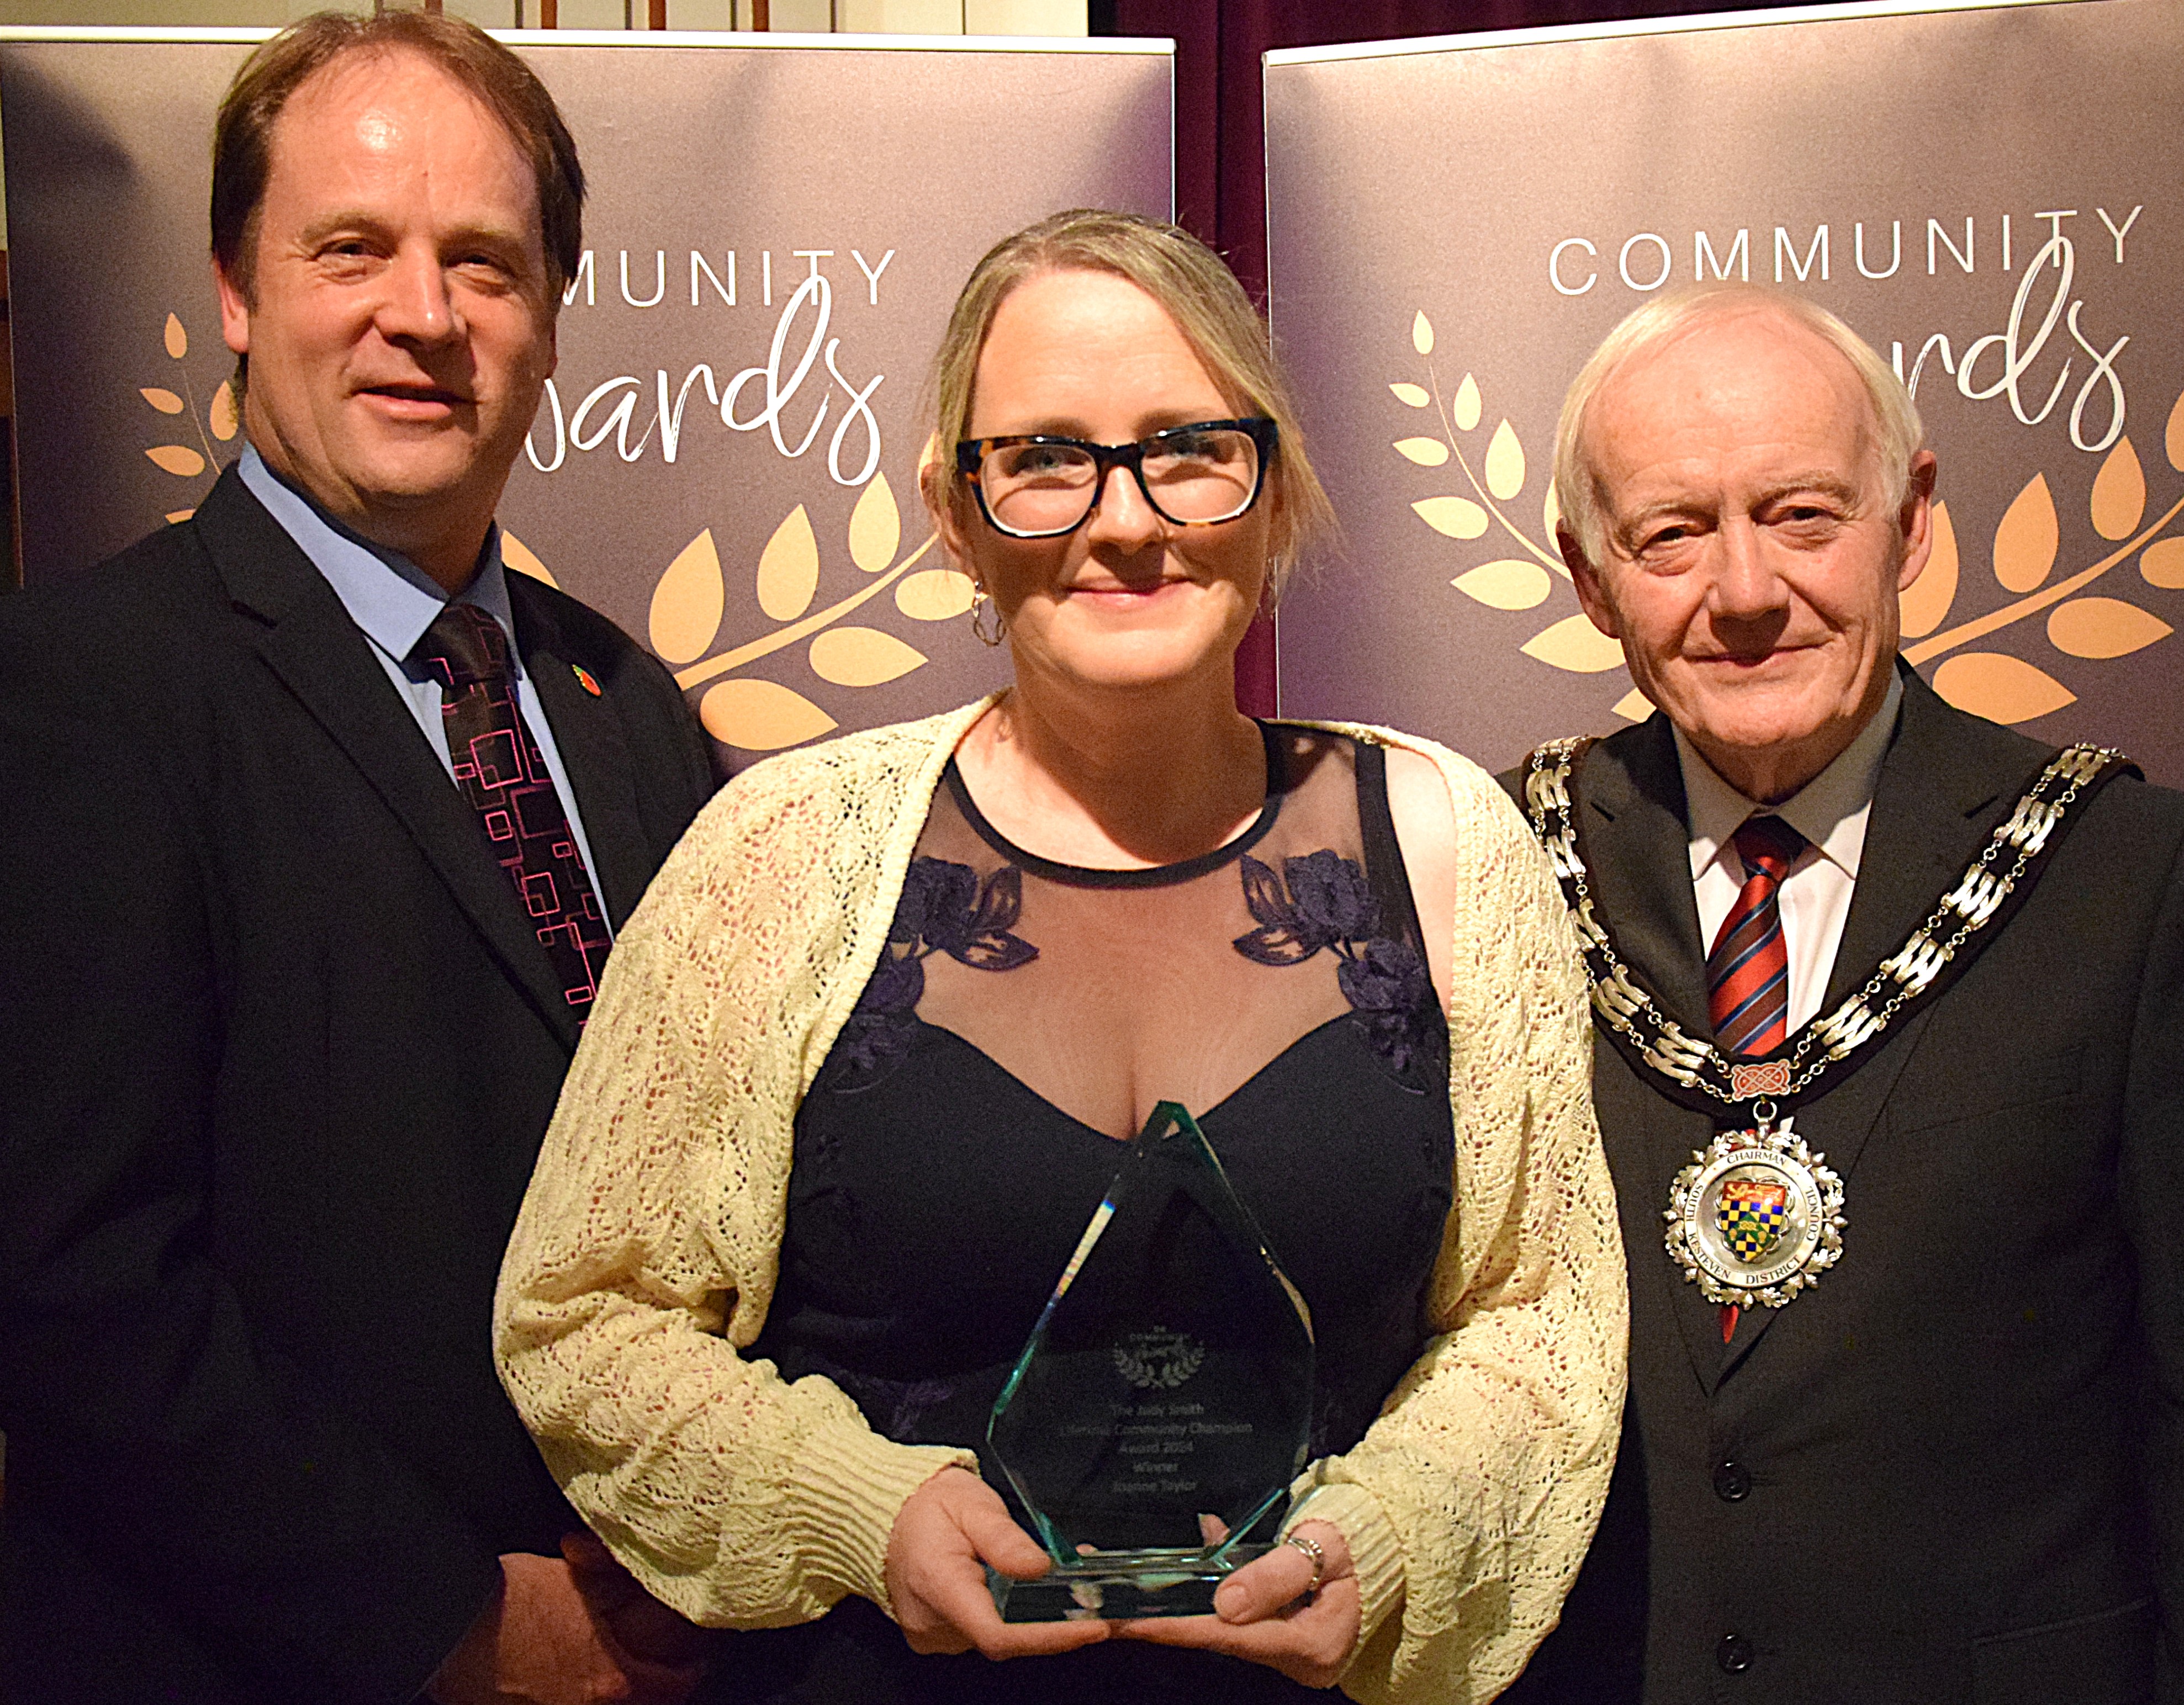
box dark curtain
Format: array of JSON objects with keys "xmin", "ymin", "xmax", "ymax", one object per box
[{"xmin": 1093, "ymin": 0, "xmax": 1790, "ymax": 711}]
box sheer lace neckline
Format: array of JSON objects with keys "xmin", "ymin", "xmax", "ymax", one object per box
[{"xmin": 941, "ymin": 721, "xmax": 1287, "ymax": 891}]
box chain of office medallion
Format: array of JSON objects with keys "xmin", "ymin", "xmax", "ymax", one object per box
[{"xmin": 1523, "ymin": 739, "xmax": 2127, "ymax": 1116}]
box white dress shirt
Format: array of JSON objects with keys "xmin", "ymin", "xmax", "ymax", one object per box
[{"xmin": 1677, "ymin": 673, "xmax": 1902, "ymax": 1033}]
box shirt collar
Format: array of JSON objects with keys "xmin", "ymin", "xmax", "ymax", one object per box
[
  {"xmin": 1677, "ymin": 670, "xmax": 1903, "ymax": 882},
  {"xmin": 239, "ymin": 443, "xmax": 514, "ymax": 667}
]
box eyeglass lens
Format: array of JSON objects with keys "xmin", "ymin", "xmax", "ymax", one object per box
[{"xmin": 981, "ymin": 427, "xmax": 1261, "ymax": 535}]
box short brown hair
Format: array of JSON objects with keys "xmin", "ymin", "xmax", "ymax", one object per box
[
  {"xmin": 211, "ymin": 9, "xmax": 585, "ymax": 303},
  {"xmin": 922, "ymin": 209, "xmax": 1336, "ymax": 597}
]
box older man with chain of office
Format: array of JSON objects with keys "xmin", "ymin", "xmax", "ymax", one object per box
[{"xmin": 1499, "ymin": 284, "xmax": 2183, "ymax": 1704}]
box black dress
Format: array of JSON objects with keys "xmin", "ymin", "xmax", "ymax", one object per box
[{"xmin": 712, "ymin": 727, "xmax": 1455, "ymax": 1704}]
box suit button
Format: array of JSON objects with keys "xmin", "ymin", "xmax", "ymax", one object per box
[
  {"xmin": 1714, "ymin": 1460, "xmax": 1752, "ymax": 1501},
  {"xmin": 1717, "ymin": 1632, "xmax": 1754, "ymax": 1673}
]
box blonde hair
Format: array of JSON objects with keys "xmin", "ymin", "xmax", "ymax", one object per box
[
  {"xmin": 1552, "ymin": 284, "xmax": 1925, "ymax": 568},
  {"xmin": 921, "ymin": 209, "xmax": 1335, "ymax": 595}
]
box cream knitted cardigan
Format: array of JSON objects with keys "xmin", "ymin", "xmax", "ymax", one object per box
[{"xmin": 495, "ymin": 700, "xmax": 1625, "ymax": 1705}]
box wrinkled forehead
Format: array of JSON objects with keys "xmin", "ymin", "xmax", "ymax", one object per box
[{"xmin": 1585, "ymin": 306, "xmax": 1884, "ymax": 495}]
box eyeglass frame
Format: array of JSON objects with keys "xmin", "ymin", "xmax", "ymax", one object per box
[{"xmin": 953, "ymin": 417, "xmax": 1279, "ymax": 540}]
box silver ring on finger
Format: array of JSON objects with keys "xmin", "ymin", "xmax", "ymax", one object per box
[{"xmin": 1281, "ymin": 1531, "xmax": 1325, "ymax": 1596}]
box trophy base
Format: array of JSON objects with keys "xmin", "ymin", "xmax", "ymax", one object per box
[{"xmin": 988, "ymin": 1545, "xmax": 1275, "ymax": 1622}]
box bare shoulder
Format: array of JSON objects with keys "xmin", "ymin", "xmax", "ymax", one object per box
[{"xmin": 1382, "ymin": 744, "xmax": 1458, "ymax": 1013}]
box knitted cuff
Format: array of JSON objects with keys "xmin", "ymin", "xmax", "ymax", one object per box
[
  {"xmin": 790, "ymin": 1424, "xmax": 981, "ymax": 1615},
  {"xmin": 1286, "ymin": 1477, "xmax": 1407, "ymax": 1661}
]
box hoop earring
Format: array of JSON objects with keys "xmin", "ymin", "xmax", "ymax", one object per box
[{"xmin": 970, "ymin": 587, "xmax": 1006, "ymax": 647}]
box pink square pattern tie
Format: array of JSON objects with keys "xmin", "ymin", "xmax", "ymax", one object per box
[{"xmin": 413, "ymin": 602, "xmax": 609, "ymax": 1017}]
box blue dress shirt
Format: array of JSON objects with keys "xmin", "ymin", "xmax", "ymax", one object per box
[{"xmin": 239, "ymin": 446, "xmax": 610, "ymax": 926}]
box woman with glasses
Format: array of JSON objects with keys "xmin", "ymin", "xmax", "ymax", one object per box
[{"xmin": 496, "ymin": 211, "xmax": 1621, "ymax": 1705}]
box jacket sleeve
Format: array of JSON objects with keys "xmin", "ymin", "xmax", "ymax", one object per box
[
  {"xmin": 0, "ymin": 591, "xmax": 500, "ymax": 1705},
  {"xmin": 494, "ymin": 736, "xmax": 979, "ymax": 1628},
  {"xmin": 1297, "ymin": 740, "xmax": 1626, "ymax": 1705},
  {"xmin": 2119, "ymin": 805, "xmax": 2184, "ymax": 1703}
]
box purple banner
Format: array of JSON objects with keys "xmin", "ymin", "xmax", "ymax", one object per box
[
  {"xmin": 1, "ymin": 31, "xmax": 1172, "ymax": 766},
  {"xmin": 1265, "ymin": 0, "xmax": 2184, "ymax": 786}
]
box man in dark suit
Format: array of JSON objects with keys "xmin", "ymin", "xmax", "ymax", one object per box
[
  {"xmin": 1501, "ymin": 286, "xmax": 2182, "ymax": 1703},
  {"xmin": 0, "ymin": 14, "xmax": 716, "ymax": 1703}
]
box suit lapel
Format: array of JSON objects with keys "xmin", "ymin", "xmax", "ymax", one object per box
[
  {"xmin": 195, "ymin": 470, "xmax": 581, "ymax": 1052},
  {"xmin": 1579, "ymin": 718, "xmax": 1714, "ymax": 1035},
  {"xmin": 1822, "ymin": 668, "xmax": 2011, "ymax": 1013},
  {"xmin": 1579, "ymin": 722, "xmax": 1743, "ymax": 1390},
  {"xmin": 1722, "ymin": 665, "xmax": 2026, "ymax": 1369},
  {"xmin": 510, "ymin": 583, "xmax": 655, "ymax": 931}
]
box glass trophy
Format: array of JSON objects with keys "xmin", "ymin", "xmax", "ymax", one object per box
[{"xmin": 986, "ymin": 1102, "xmax": 1315, "ymax": 1621}]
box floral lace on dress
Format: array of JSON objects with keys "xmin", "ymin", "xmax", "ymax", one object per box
[
  {"xmin": 826, "ymin": 727, "xmax": 1444, "ymax": 1109},
  {"xmin": 760, "ymin": 725, "xmax": 1455, "ymax": 1571}
]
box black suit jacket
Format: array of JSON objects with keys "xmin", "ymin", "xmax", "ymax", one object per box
[
  {"xmin": 0, "ymin": 467, "xmax": 716, "ymax": 1705},
  {"xmin": 1501, "ymin": 665, "xmax": 2184, "ymax": 1705}
]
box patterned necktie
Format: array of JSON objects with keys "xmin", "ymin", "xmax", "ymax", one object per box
[
  {"xmin": 1706, "ymin": 814, "xmax": 1806, "ymax": 1344},
  {"xmin": 1707, "ymin": 816, "xmax": 1806, "ymax": 1058},
  {"xmin": 412, "ymin": 602, "xmax": 608, "ymax": 1019}
]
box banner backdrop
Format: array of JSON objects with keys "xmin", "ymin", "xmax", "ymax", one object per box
[
  {"xmin": 1264, "ymin": 0, "xmax": 2184, "ymax": 786},
  {"xmin": 1, "ymin": 30, "xmax": 1171, "ymax": 766}
]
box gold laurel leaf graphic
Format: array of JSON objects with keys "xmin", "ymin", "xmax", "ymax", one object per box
[
  {"xmin": 2088, "ymin": 437, "xmax": 2145, "ymax": 542},
  {"xmin": 1612, "ymin": 687, "xmax": 1652, "ymax": 722},
  {"xmin": 2046, "ymin": 596, "xmax": 2172, "ymax": 659},
  {"xmin": 2167, "ymin": 384, "xmax": 2184, "ymax": 474},
  {"xmin": 1413, "ymin": 496, "xmax": 1488, "ymax": 539},
  {"xmin": 165, "ymin": 509, "xmax": 195, "ymax": 524},
  {"xmin": 1484, "ymin": 420, "xmax": 1526, "ymax": 501},
  {"xmin": 1543, "ymin": 482, "xmax": 1562, "ymax": 548},
  {"xmin": 2141, "ymin": 537, "xmax": 2184, "ymax": 589},
  {"xmin": 1453, "ymin": 374, "xmax": 1481, "ymax": 433},
  {"xmin": 1899, "ymin": 499, "xmax": 1959, "ymax": 639},
  {"xmin": 1452, "ymin": 559, "xmax": 1551, "ymax": 610},
  {"xmin": 163, "ymin": 313, "xmax": 187, "ymax": 359},
  {"xmin": 1389, "ymin": 382, "xmax": 1430, "ymax": 407},
  {"xmin": 1395, "ymin": 437, "xmax": 1450, "ymax": 468},
  {"xmin": 1931, "ymin": 652, "xmax": 2076, "ymax": 724},
  {"xmin": 501, "ymin": 531, "xmax": 558, "ymax": 588},
  {"xmin": 1412, "ymin": 311, "xmax": 1434, "ymax": 355},
  {"xmin": 650, "ymin": 528, "xmax": 726, "ymax": 665},
  {"xmin": 757, "ymin": 504, "xmax": 821, "ymax": 622},
  {"xmin": 146, "ymin": 444, "xmax": 205, "ymax": 477},
  {"xmin": 896, "ymin": 568, "xmax": 976, "ymax": 621},
  {"xmin": 849, "ymin": 472, "xmax": 901, "ymax": 574},
  {"xmin": 210, "ymin": 380, "xmax": 239, "ymax": 442},
  {"xmin": 699, "ymin": 677, "xmax": 837, "ymax": 750},
  {"xmin": 810, "ymin": 626, "xmax": 927, "ymax": 687},
  {"xmin": 141, "ymin": 387, "xmax": 184, "ymax": 414},
  {"xmin": 1992, "ymin": 473, "xmax": 2059, "ymax": 594},
  {"xmin": 1521, "ymin": 612, "xmax": 1627, "ymax": 673}
]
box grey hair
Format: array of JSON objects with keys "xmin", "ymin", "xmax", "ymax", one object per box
[{"xmin": 1551, "ymin": 284, "xmax": 1925, "ymax": 568}]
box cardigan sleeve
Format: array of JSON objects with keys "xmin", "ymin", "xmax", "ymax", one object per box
[
  {"xmin": 493, "ymin": 722, "xmax": 980, "ymax": 1629},
  {"xmin": 1292, "ymin": 735, "xmax": 1626, "ymax": 1705}
]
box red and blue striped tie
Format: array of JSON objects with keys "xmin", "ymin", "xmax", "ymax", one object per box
[
  {"xmin": 1707, "ymin": 814, "xmax": 1804, "ymax": 1344},
  {"xmin": 1707, "ymin": 815, "xmax": 1806, "ymax": 1060}
]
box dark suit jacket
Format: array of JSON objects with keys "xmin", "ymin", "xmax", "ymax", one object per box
[
  {"xmin": 0, "ymin": 467, "xmax": 716, "ymax": 1705},
  {"xmin": 1501, "ymin": 665, "xmax": 2184, "ymax": 1705}
]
